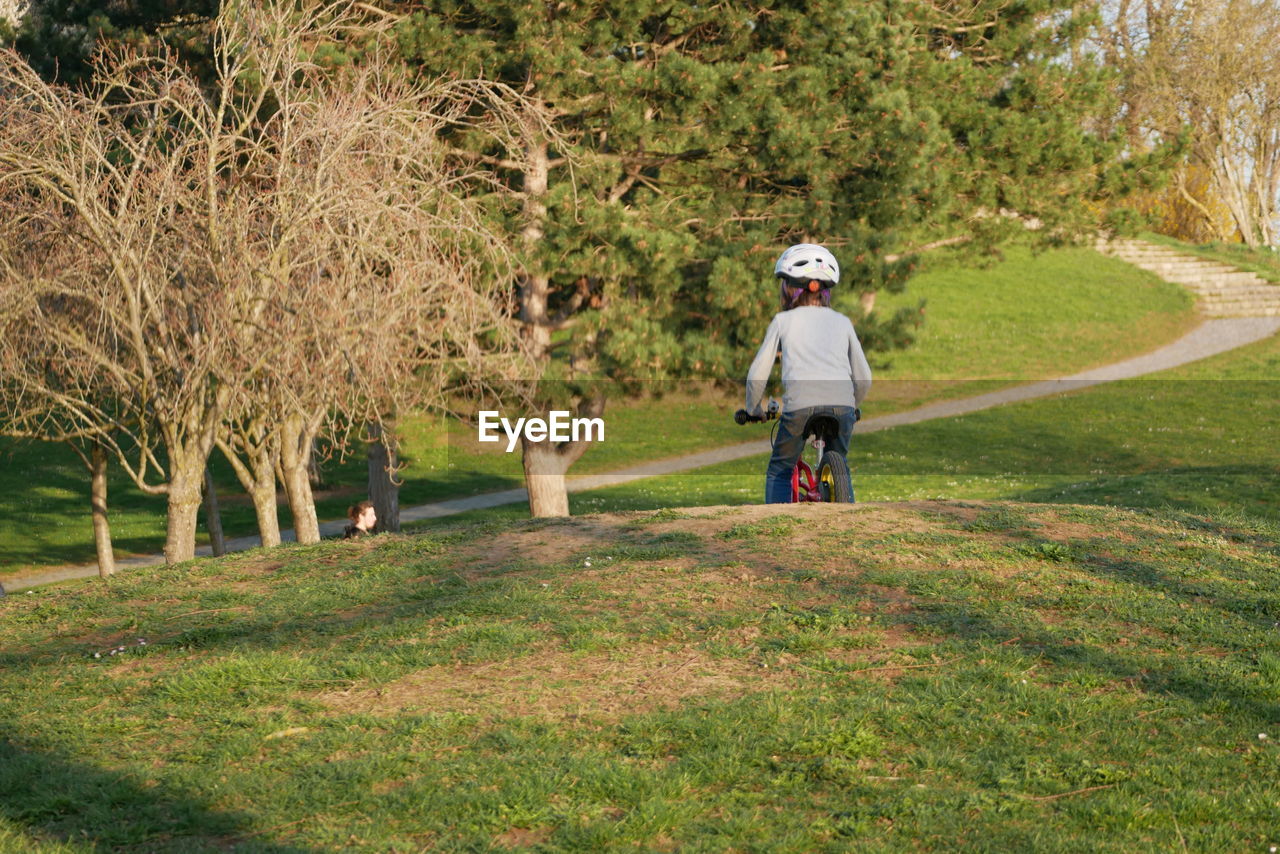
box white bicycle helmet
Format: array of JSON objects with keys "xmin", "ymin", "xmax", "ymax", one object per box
[{"xmin": 774, "ymin": 243, "xmax": 840, "ymax": 285}]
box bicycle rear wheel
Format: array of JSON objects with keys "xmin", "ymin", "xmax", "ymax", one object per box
[{"xmin": 817, "ymin": 452, "xmax": 853, "ymax": 503}]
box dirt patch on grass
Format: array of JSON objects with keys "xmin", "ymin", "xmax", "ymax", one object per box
[
  {"xmin": 459, "ymin": 518, "xmax": 627, "ymax": 576},
  {"xmin": 316, "ymin": 611, "xmax": 951, "ymax": 720},
  {"xmin": 873, "ymin": 623, "xmax": 935, "ymax": 650},
  {"xmin": 857, "ymin": 584, "xmax": 918, "ymax": 614},
  {"xmin": 1030, "ymin": 510, "xmax": 1139, "ymax": 545},
  {"xmin": 493, "ymin": 827, "xmax": 554, "ymax": 850},
  {"xmin": 606, "ymin": 503, "xmax": 881, "ymax": 549},
  {"xmin": 96, "ymin": 653, "xmax": 178, "ymax": 680},
  {"xmin": 317, "ymin": 641, "xmax": 794, "ymax": 720},
  {"xmin": 907, "ymin": 501, "xmax": 987, "ymax": 526},
  {"xmin": 572, "ymin": 563, "xmax": 782, "ymax": 617},
  {"xmin": 916, "ymin": 502, "xmax": 1144, "ymax": 544},
  {"xmin": 453, "ymin": 503, "xmax": 931, "ymax": 580}
]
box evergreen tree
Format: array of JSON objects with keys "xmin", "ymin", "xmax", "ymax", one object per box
[
  {"xmin": 900, "ymin": 0, "xmax": 1172, "ymax": 254},
  {"xmin": 394, "ymin": 0, "xmax": 942, "ymax": 514},
  {"xmin": 13, "ymin": 0, "xmax": 215, "ymax": 84}
]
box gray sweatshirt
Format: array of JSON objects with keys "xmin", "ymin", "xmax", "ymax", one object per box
[{"xmin": 744, "ymin": 306, "xmax": 873, "ymax": 414}]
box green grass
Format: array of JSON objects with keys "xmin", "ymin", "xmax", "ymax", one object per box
[
  {"xmin": 3, "ymin": 501, "xmax": 1280, "ymax": 850},
  {"xmin": 406, "ymin": 315, "xmax": 1280, "ymax": 527},
  {"xmin": 1143, "ymin": 231, "xmax": 1280, "ymax": 284},
  {"xmin": 0, "ymin": 244, "xmax": 1196, "ymax": 577},
  {"xmin": 868, "ymin": 245, "xmax": 1195, "ymax": 382}
]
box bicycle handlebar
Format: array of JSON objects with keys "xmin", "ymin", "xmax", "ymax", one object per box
[{"xmin": 734, "ymin": 400, "xmax": 779, "ymax": 425}]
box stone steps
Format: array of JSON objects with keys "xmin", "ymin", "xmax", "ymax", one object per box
[
  {"xmin": 1177, "ymin": 277, "xmax": 1269, "ymax": 290},
  {"xmin": 1182, "ymin": 286, "xmax": 1274, "ymax": 303},
  {"xmin": 1196, "ymin": 296, "xmax": 1280, "ymax": 311},
  {"xmin": 1095, "ymin": 237, "xmax": 1280, "ymax": 318},
  {"xmin": 1134, "ymin": 263, "xmax": 1244, "ymax": 276}
]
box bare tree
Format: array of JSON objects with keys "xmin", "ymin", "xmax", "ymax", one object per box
[
  {"xmin": 0, "ymin": 177, "xmax": 174, "ymax": 579},
  {"xmin": 0, "ymin": 46, "xmax": 261, "ymax": 562},
  {"xmin": 211, "ymin": 41, "xmax": 535, "ymax": 544},
  {"xmin": 1104, "ymin": 0, "xmax": 1280, "ymax": 245},
  {"xmin": 216, "ymin": 408, "xmax": 283, "ymax": 548},
  {"xmin": 0, "ymin": 0, "xmax": 532, "ymax": 561}
]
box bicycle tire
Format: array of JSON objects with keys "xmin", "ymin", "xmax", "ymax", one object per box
[{"xmin": 816, "ymin": 453, "xmax": 853, "ymax": 503}]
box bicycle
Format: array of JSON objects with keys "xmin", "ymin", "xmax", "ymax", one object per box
[{"xmin": 734, "ymin": 401, "xmax": 854, "ymax": 503}]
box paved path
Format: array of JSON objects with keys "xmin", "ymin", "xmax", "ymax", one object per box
[{"xmin": 6, "ymin": 314, "xmax": 1278, "ymax": 593}]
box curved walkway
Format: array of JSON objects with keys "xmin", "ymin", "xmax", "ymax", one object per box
[{"xmin": 6, "ymin": 314, "xmax": 1280, "ymax": 593}]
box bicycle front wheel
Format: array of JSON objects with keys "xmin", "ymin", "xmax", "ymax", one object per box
[{"xmin": 817, "ymin": 453, "xmax": 853, "ymax": 503}]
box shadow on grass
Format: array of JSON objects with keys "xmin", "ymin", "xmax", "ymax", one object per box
[
  {"xmin": 849, "ymin": 524, "xmax": 1280, "ymax": 725},
  {"xmin": 0, "ymin": 540, "xmax": 517, "ymax": 671},
  {"xmin": 0, "ymin": 736, "xmax": 315, "ymax": 852},
  {"xmin": 1011, "ymin": 465, "xmax": 1280, "ymax": 523},
  {"xmin": 890, "ymin": 598, "xmax": 1280, "ymax": 724},
  {"xmin": 6, "ymin": 506, "xmax": 1279, "ymax": 732}
]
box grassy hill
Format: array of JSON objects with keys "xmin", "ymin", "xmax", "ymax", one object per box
[
  {"xmin": 3, "ymin": 500, "xmax": 1279, "ymax": 851},
  {"xmin": 5, "ymin": 239, "xmax": 1274, "ymax": 849}
]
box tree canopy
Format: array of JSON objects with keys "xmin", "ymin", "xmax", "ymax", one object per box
[
  {"xmin": 899, "ymin": 0, "xmax": 1173, "ymax": 252},
  {"xmin": 396, "ymin": 1, "xmax": 939, "ymax": 377}
]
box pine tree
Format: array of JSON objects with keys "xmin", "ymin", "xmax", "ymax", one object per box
[
  {"xmin": 12, "ymin": 0, "xmax": 217, "ymax": 84},
  {"xmin": 394, "ymin": 0, "xmax": 942, "ymax": 514},
  {"xmin": 900, "ymin": 0, "xmax": 1171, "ymax": 253}
]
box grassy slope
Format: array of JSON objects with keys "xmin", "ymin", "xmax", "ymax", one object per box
[
  {"xmin": 409, "ymin": 245, "xmax": 1196, "ymax": 497},
  {"xmin": 866, "ymin": 245, "xmax": 1195, "ymax": 383},
  {"xmin": 0, "ymin": 245, "xmax": 1195, "ymax": 575},
  {"xmin": 411, "ymin": 321, "xmax": 1280, "ymax": 526},
  {"xmin": 2, "ymin": 501, "xmax": 1279, "ymax": 851},
  {"xmin": 3, "ymin": 247, "xmax": 1274, "ymax": 851}
]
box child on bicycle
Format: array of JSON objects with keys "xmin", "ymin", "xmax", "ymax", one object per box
[{"xmin": 744, "ymin": 243, "xmax": 872, "ymax": 503}]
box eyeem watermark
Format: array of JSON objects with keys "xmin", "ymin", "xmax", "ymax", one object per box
[{"xmin": 478, "ymin": 410, "xmax": 605, "ymax": 453}]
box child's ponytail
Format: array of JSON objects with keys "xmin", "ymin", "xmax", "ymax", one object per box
[{"xmin": 780, "ymin": 279, "xmax": 831, "ymax": 310}]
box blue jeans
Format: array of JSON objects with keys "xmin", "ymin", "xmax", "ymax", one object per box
[{"xmin": 764, "ymin": 406, "xmax": 859, "ymax": 504}]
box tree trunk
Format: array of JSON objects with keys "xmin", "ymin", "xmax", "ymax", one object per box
[
  {"xmin": 522, "ymin": 437, "xmax": 572, "ymax": 517},
  {"xmin": 1212, "ymin": 154, "xmax": 1262, "ymax": 247},
  {"xmin": 249, "ymin": 483, "xmax": 282, "ymax": 548},
  {"xmin": 216, "ymin": 435, "xmax": 281, "ymax": 548},
  {"xmin": 859, "ymin": 290, "xmax": 877, "ymax": 316},
  {"xmin": 280, "ymin": 413, "xmax": 321, "ymax": 544},
  {"xmin": 248, "ymin": 440, "xmax": 281, "ymax": 547},
  {"xmin": 521, "ymin": 397, "xmax": 606, "ymax": 518},
  {"xmin": 282, "ymin": 463, "xmax": 319, "ymax": 544},
  {"xmin": 160, "ymin": 414, "xmax": 222, "ymax": 564},
  {"xmin": 89, "ymin": 443, "xmax": 115, "ymax": 579},
  {"xmin": 165, "ymin": 468, "xmax": 204, "ymax": 564},
  {"xmin": 518, "ymin": 133, "xmax": 572, "ymax": 520},
  {"xmin": 367, "ymin": 422, "xmax": 400, "ymax": 533},
  {"xmin": 203, "ymin": 467, "xmax": 226, "ymax": 557},
  {"xmin": 519, "ymin": 136, "xmax": 554, "ymax": 362}
]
